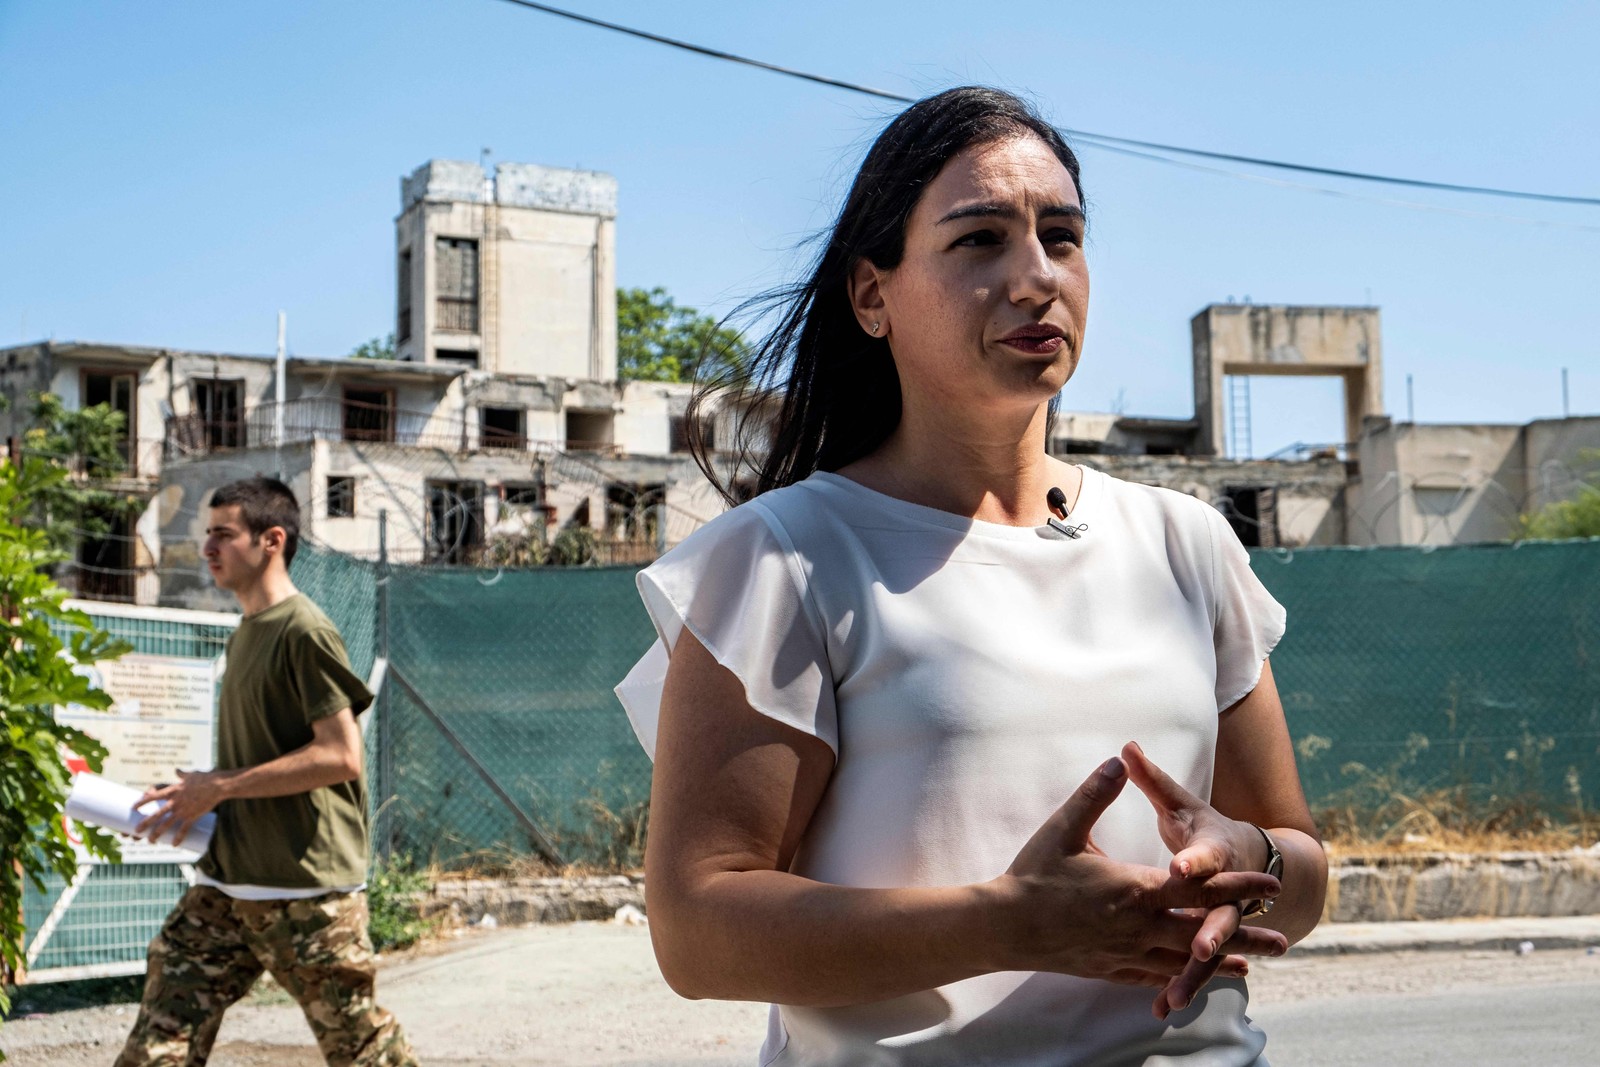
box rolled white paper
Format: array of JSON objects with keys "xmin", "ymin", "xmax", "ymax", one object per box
[{"xmin": 65, "ymin": 772, "xmax": 216, "ymax": 853}]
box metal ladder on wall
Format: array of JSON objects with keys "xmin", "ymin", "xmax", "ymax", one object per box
[{"xmin": 1227, "ymin": 375, "xmax": 1253, "ymax": 459}]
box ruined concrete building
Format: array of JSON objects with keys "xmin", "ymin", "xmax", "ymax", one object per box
[
  {"xmin": 3, "ymin": 162, "xmax": 1596, "ymax": 608},
  {"xmin": 1059, "ymin": 304, "xmax": 1599, "ymax": 550}
]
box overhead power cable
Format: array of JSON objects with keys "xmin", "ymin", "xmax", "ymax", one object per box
[{"xmin": 491, "ymin": 0, "xmax": 1600, "ymax": 208}]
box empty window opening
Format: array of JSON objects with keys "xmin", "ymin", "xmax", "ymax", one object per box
[
  {"xmin": 1220, "ymin": 485, "xmax": 1280, "ymax": 549},
  {"xmin": 326, "ymin": 476, "xmax": 356, "ymax": 519},
  {"xmin": 76, "ymin": 508, "xmax": 135, "ymax": 602},
  {"xmin": 500, "ymin": 483, "xmax": 554, "ymax": 530},
  {"xmin": 503, "ymin": 484, "xmax": 543, "ymax": 508},
  {"xmin": 426, "ymin": 480, "xmax": 484, "ymax": 564},
  {"xmin": 191, "ymin": 378, "xmax": 243, "ymax": 449},
  {"xmin": 434, "ymin": 348, "xmax": 479, "ymax": 369},
  {"xmin": 435, "ymin": 237, "xmax": 479, "ymax": 333},
  {"xmin": 606, "ymin": 482, "xmax": 666, "ymax": 542},
  {"xmin": 342, "ymin": 387, "xmax": 394, "ymax": 443},
  {"xmin": 82, "ymin": 370, "xmax": 136, "ymax": 470},
  {"xmin": 397, "ymin": 249, "xmax": 413, "ymax": 343},
  {"xmin": 668, "ymin": 415, "xmax": 716, "ymax": 453},
  {"xmin": 480, "ymin": 407, "xmax": 525, "ymax": 449},
  {"xmin": 565, "ymin": 410, "xmax": 613, "ymax": 451}
]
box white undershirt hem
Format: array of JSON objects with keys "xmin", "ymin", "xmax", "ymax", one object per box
[{"xmin": 193, "ymin": 870, "xmax": 365, "ymax": 900}]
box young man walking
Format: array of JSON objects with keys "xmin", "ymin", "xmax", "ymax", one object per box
[{"xmin": 117, "ymin": 477, "xmax": 415, "ymax": 1067}]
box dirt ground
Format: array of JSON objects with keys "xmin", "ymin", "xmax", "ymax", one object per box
[{"xmin": 5, "ymin": 922, "xmax": 1598, "ymax": 1067}]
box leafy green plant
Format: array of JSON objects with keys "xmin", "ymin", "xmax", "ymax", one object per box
[
  {"xmin": 1519, "ymin": 449, "xmax": 1600, "ymax": 539},
  {"xmin": 617, "ymin": 286, "xmax": 749, "ymax": 383},
  {"xmin": 367, "ymin": 854, "xmax": 437, "ymax": 952},
  {"xmin": 1, "ymin": 455, "xmax": 132, "ymax": 1021},
  {"xmin": 548, "ymin": 525, "xmax": 598, "ymax": 566},
  {"xmin": 22, "ymin": 393, "xmax": 145, "ymax": 558},
  {"xmin": 349, "ymin": 333, "xmax": 398, "ymax": 361},
  {"xmin": 1518, "ymin": 485, "xmax": 1600, "ymax": 539}
]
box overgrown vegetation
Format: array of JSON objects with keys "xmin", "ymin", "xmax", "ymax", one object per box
[
  {"xmin": 1519, "ymin": 450, "xmax": 1600, "ymax": 539},
  {"xmin": 1298, "ymin": 722, "xmax": 1595, "ymax": 853},
  {"xmin": 483, "ymin": 524, "xmax": 599, "ymax": 567},
  {"xmin": 366, "ymin": 854, "xmax": 439, "ymax": 952},
  {"xmin": 21, "ymin": 393, "xmax": 145, "ymax": 559},
  {"xmin": 0, "ymin": 455, "xmax": 132, "ymax": 1020},
  {"xmin": 1519, "ymin": 485, "xmax": 1600, "ymax": 539},
  {"xmin": 556, "ymin": 788, "xmax": 650, "ymax": 872}
]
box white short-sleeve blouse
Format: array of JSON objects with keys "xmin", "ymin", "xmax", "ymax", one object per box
[{"xmin": 617, "ymin": 466, "xmax": 1286, "ymax": 1067}]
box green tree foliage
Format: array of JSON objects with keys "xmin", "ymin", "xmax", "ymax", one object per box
[
  {"xmin": 1519, "ymin": 486, "xmax": 1600, "ymax": 539},
  {"xmin": 349, "ymin": 333, "xmax": 397, "ymax": 360},
  {"xmin": 0, "ymin": 455, "xmax": 132, "ymax": 1013},
  {"xmin": 1519, "ymin": 450, "xmax": 1600, "ymax": 539},
  {"xmin": 617, "ymin": 287, "xmax": 749, "ymax": 383},
  {"xmin": 22, "ymin": 393, "xmax": 145, "ymax": 558}
]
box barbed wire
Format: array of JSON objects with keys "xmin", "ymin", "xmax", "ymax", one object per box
[{"xmin": 29, "ymin": 441, "xmax": 1599, "ymax": 602}]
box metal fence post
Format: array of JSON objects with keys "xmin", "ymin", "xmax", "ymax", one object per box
[{"xmin": 375, "ymin": 508, "xmax": 394, "ymax": 864}]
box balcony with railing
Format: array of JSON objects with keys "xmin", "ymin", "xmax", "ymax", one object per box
[{"xmin": 164, "ymin": 398, "xmax": 622, "ymax": 458}]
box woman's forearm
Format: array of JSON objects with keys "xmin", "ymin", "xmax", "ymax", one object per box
[
  {"xmin": 1251, "ymin": 827, "xmax": 1327, "ymax": 946},
  {"xmin": 650, "ymin": 870, "xmax": 1008, "ymax": 1007}
]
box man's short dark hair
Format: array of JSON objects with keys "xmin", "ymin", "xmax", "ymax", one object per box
[{"xmin": 209, "ymin": 476, "xmax": 301, "ymax": 566}]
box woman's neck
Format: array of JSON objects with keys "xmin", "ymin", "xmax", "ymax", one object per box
[{"xmin": 838, "ymin": 401, "xmax": 1081, "ymax": 526}]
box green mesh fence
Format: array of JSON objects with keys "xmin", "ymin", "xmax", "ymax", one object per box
[
  {"xmin": 1259, "ymin": 539, "xmax": 1600, "ymax": 832},
  {"xmin": 374, "ymin": 563, "xmax": 656, "ymax": 867},
  {"xmin": 311, "ymin": 536, "xmax": 1600, "ymax": 867},
  {"xmin": 30, "ymin": 537, "xmax": 1600, "ymax": 979}
]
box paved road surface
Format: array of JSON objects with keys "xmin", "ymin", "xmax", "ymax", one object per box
[{"xmin": 5, "ymin": 923, "xmax": 1597, "ymax": 1065}]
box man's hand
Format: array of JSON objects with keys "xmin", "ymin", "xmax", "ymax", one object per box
[{"xmin": 134, "ymin": 769, "xmax": 231, "ymax": 846}]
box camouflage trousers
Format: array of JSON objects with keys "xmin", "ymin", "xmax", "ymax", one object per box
[{"xmin": 115, "ymin": 886, "xmax": 416, "ymax": 1067}]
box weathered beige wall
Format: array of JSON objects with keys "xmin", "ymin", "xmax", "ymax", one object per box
[
  {"xmin": 495, "ymin": 206, "xmax": 610, "ymax": 381},
  {"xmin": 617, "ymin": 381, "xmax": 693, "ymax": 457},
  {"xmin": 1352, "ymin": 421, "xmax": 1525, "ymax": 545},
  {"xmin": 1523, "ymin": 415, "xmax": 1600, "ymax": 513},
  {"xmin": 393, "ymin": 160, "xmax": 617, "ymax": 382}
]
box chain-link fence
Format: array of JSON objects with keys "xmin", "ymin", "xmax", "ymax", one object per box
[
  {"xmin": 25, "ymin": 603, "xmax": 236, "ymax": 981},
  {"xmin": 1259, "ymin": 538, "xmax": 1600, "ymax": 836},
  {"xmin": 377, "ymin": 565, "xmax": 655, "ymax": 867},
  {"xmin": 32, "ymin": 534, "xmax": 1600, "ymax": 976},
  {"xmin": 285, "ymin": 533, "xmax": 1600, "ymax": 869}
]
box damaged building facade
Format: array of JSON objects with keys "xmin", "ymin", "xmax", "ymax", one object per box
[
  {"xmin": 5, "ymin": 162, "xmax": 1596, "ymax": 609},
  {"xmin": 1048, "ymin": 303, "xmax": 1598, "ymax": 551},
  {"xmin": 2, "ymin": 160, "xmax": 730, "ymax": 609}
]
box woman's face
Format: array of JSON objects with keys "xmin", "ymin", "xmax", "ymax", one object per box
[{"xmin": 866, "ymin": 134, "xmax": 1089, "ymax": 418}]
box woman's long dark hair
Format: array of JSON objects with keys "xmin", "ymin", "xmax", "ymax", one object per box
[{"xmin": 688, "ymin": 86, "xmax": 1085, "ymax": 506}]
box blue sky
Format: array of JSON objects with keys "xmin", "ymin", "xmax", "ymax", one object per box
[{"xmin": 3, "ymin": 1, "xmax": 1597, "ymax": 456}]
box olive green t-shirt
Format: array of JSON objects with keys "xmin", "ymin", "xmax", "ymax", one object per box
[{"xmin": 198, "ymin": 594, "xmax": 374, "ymax": 889}]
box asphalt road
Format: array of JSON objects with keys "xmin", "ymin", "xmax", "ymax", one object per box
[{"xmin": 5, "ymin": 924, "xmax": 1598, "ymax": 1065}]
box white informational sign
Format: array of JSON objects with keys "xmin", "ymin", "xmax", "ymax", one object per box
[{"xmin": 58, "ymin": 653, "xmax": 220, "ymax": 864}]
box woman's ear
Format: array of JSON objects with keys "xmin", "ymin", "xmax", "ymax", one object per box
[{"xmin": 847, "ymin": 258, "xmax": 889, "ymax": 339}]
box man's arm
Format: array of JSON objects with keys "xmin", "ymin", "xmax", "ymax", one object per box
[{"xmin": 133, "ymin": 708, "xmax": 363, "ymax": 846}]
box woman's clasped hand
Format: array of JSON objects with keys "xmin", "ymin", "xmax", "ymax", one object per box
[{"xmin": 995, "ymin": 743, "xmax": 1286, "ymax": 1018}]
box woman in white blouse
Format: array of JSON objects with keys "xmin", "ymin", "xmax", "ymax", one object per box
[{"xmin": 617, "ymin": 86, "xmax": 1327, "ymax": 1066}]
